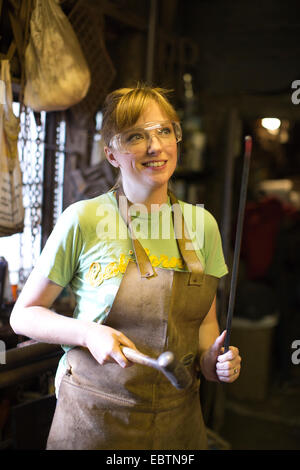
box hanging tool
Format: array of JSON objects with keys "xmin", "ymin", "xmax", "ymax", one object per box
[
  {"xmin": 224, "ymin": 135, "xmax": 253, "ymax": 353},
  {"xmin": 121, "ymin": 346, "xmax": 193, "ymax": 390}
]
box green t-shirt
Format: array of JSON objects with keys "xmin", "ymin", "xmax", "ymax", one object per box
[{"xmin": 35, "ymin": 190, "xmax": 228, "ymax": 393}]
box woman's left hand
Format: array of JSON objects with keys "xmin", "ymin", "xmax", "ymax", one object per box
[{"xmin": 200, "ymin": 330, "xmax": 241, "ymax": 383}]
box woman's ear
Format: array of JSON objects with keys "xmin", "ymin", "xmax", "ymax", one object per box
[{"xmin": 104, "ymin": 146, "xmax": 120, "ymax": 168}]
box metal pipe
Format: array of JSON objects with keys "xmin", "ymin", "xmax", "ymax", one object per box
[
  {"xmin": 224, "ymin": 136, "xmax": 252, "ymax": 353},
  {"xmin": 1, "ymin": 342, "xmax": 62, "ymax": 372},
  {"xmin": 219, "ymin": 108, "xmax": 239, "ymax": 330},
  {"xmin": 146, "ymin": 0, "xmax": 157, "ymax": 83},
  {"xmin": 0, "ymin": 357, "xmax": 60, "ymax": 389}
]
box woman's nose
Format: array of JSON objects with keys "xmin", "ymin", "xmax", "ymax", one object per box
[{"xmin": 147, "ymin": 134, "xmax": 162, "ymax": 153}]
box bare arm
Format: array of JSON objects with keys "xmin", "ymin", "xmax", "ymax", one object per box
[
  {"xmin": 10, "ymin": 269, "xmax": 88, "ymax": 346},
  {"xmin": 198, "ymin": 295, "xmax": 241, "ymax": 382},
  {"xmin": 10, "ymin": 269, "xmax": 136, "ymax": 367}
]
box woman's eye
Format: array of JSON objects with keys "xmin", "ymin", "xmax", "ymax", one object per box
[
  {"xmin": 158, "ymin": 126, "xmax": 172, "ymax": 136},
  {"xmin": 126, "ymin": 132, "xmax": 145, "ymax": 144}
]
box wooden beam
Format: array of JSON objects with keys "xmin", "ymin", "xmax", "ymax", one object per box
[{"xmin": 88, "ymin": 0, "xmax": 148, "ymax": 31}]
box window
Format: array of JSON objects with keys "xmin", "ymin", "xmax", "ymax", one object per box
[{"xmin": 0, "ymin": 104, "xmax": 65, "ymax": 290}]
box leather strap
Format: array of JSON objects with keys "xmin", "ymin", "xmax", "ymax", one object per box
[
  {"xmin": 116, "ymin": 188, "xmax": 155, "ymax": 278},
  {"xmin": 115, "ymin": 186, "xmax": 203, "ymax": 276},
  {"xmin": 168, "ymin": 191, "xmax": 204, "ymax": 273}
]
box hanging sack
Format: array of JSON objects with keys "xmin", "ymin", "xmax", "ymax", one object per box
[
  {"xmin": 0, "ymin": 60, "xmax": 24, "ymax": 237},
  {"xmin": 24, "ymin": 0, "xmax": 91, "ymax": 112}
]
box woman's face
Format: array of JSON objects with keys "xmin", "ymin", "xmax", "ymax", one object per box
[{"xmin": 105, "ymin": 100, "xmax": 178, "ymax": 193}]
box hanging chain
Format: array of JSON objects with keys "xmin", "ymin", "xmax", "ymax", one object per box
[
  {"xmin": 53, "ymin": 119, "xmax": 61, "ymax": 225},
  {"xmin": 18, "ymin": 106, "xmax": 44, "ymax": 285},
  {"xmin": 15, "ymin": 107, "xmax": 65, "ymax": 287},
  {"xmin": 53, "ymin": 115, "xmax": 66, "ymax": 225},
  {"xmin": 31, "ymin": 117, "xmax": 43, "ymax": 244}
]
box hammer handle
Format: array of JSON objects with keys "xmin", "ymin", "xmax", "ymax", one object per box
[
  {"xmin": 121, "ymin": 346, "xmax": 192, "ymax": 390},
  {"xmin": 121, "ymin": 346, "xmax": 160, "ymax": 370}
]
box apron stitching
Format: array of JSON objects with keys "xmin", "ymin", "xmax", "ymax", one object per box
[
  {"xmin": 62, "ymin": 377, "xmax": 142, "ymax": 407},
  {"xmin": 61, "ymin": 376, "xmax": 201, "ymax": 412}
]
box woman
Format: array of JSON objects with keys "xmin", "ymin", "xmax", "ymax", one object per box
[{"xmin": 10, "ymin": 85, "xmax": 241, "ymax": 450}]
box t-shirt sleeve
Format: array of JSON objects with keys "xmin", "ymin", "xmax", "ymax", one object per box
[
  {"xmin": 34, "ymin": 204, "xmax": 83, "ymax": 287},
  {"xmin": 202, "ymin": 209, "xmax": 228, "ymax": 278}
]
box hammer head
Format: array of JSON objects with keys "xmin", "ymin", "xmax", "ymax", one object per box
[{"xmin": 157, "ymin": 351, "xmax": 193, "ymax": 390}]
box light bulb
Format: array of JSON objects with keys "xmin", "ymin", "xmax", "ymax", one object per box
[{"xmin": 261, "ymin": 118, "xmax": 281, "ymax": 131}]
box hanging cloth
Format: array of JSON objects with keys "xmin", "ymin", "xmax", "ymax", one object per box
[{"xmin": 0, "ymin": 60, "xmax": 24, "ymax": 237}]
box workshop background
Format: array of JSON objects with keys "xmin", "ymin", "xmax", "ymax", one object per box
[{"xmin": 0, "ymin": 0, "xmax": 300, "ymax": 450}]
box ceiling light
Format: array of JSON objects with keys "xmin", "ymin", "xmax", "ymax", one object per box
[{"xmin": 261, "ymin": 118, "xmax": 281, "ymax": 131}]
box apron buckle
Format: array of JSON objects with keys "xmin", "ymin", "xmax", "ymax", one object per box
[{"xmin": 188, "ymin": 273, "xmax": 203, "ymax": 286}]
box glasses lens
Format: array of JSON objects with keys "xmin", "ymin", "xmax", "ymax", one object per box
[
  {"xmin": 172, "ymin": 122, "xmax": 182, "ymax": 143},
  {"xmin": 111, "ymin": 121, "xmax": 181, "ymax": 153},
  {"xmin": 120, "ymin": 128, "xmax": 148, "ymax": 151}
]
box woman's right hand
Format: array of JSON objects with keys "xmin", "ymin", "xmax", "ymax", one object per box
[
  {"xmin": 10, "ymin": 271, "xmax": 137, "ymax": 369},
  {"xmin": 84, "ymin": 323, "xmax": 137, "ymax": 368}
]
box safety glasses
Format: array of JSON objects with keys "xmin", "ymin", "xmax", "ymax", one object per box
[{"xmin": 109, "ymin": 121, "xmax": 182, "ymax": 154}]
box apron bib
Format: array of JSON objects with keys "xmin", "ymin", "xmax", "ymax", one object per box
[{"xmin": 47, "ymin": 191, "xmax": 219, "ymax": 450}]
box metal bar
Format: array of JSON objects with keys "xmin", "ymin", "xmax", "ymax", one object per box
[
  {"xmin": 146, "ymin": 0, "xmax": 157, "ymax": 83},
  {"xmin": 224, "ymin": 136, "xmax": 252, "ymax": 353},
  {"xmin": 2, "ymin": 342, "xmax": 62, "ymax": 372},
  {"xmin": 0, "ymin": 357, "xmax": 61, "ymax": 389},
  {"xmin": 219, "ymin": 109, "xmax": 239, "ymax": 330}
]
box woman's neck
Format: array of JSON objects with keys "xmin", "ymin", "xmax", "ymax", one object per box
[{"xmin": 121, "ymin": 181, "xmax": 168, "ymax": 211}]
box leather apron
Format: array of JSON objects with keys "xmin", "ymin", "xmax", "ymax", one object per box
[{"xmin": 47, "ymin": 191, "xmax": 220, "ymax": 450}]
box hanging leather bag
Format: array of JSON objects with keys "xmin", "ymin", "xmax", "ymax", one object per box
[
  {"xmin": 0, "ymin": 60, "xmax": 24, "ymax": 237},
  {"xmin": 23, "ymin": 0, "xmax": 91, "ymax": 111}
]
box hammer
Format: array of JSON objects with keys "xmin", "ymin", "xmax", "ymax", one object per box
[{"xmin": 121, "ymin": 346, "xmax": 192, "ymax": 390}]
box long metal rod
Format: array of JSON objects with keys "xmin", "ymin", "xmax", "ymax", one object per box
[
  {"xmin": 2, "ymin": 342, "xmax": 62, "ymax": 372},
  {"xmin": 224, "ymin": 135, "xmax": 252, "ymax": 353},
  {"xmin": 146, "ymin": 0, "xmax": 157, "ymax": 83},
  {"xmin": 0, "ymin": 357, "xmax": 61, "ymax": 389}
]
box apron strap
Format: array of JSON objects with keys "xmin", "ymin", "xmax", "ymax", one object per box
[
  {"xmin": 115, "ymin": 186, "xmax": 204, "ymax": 276},
  {"xmin": 116, "ymin": 188, "xmax": 155, "ymax": 278},
  {"xmin": 168, "ymin": 191, "xmax": 204, "ymax": 273}
]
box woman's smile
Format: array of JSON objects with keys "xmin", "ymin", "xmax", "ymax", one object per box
[
  {"xmin": 142, "ymin": 159, "xmax": 167, "ymax": 169},
  {"xmin": 109, "ymin": 101, "xmax": 178, "ymax": 194}
]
